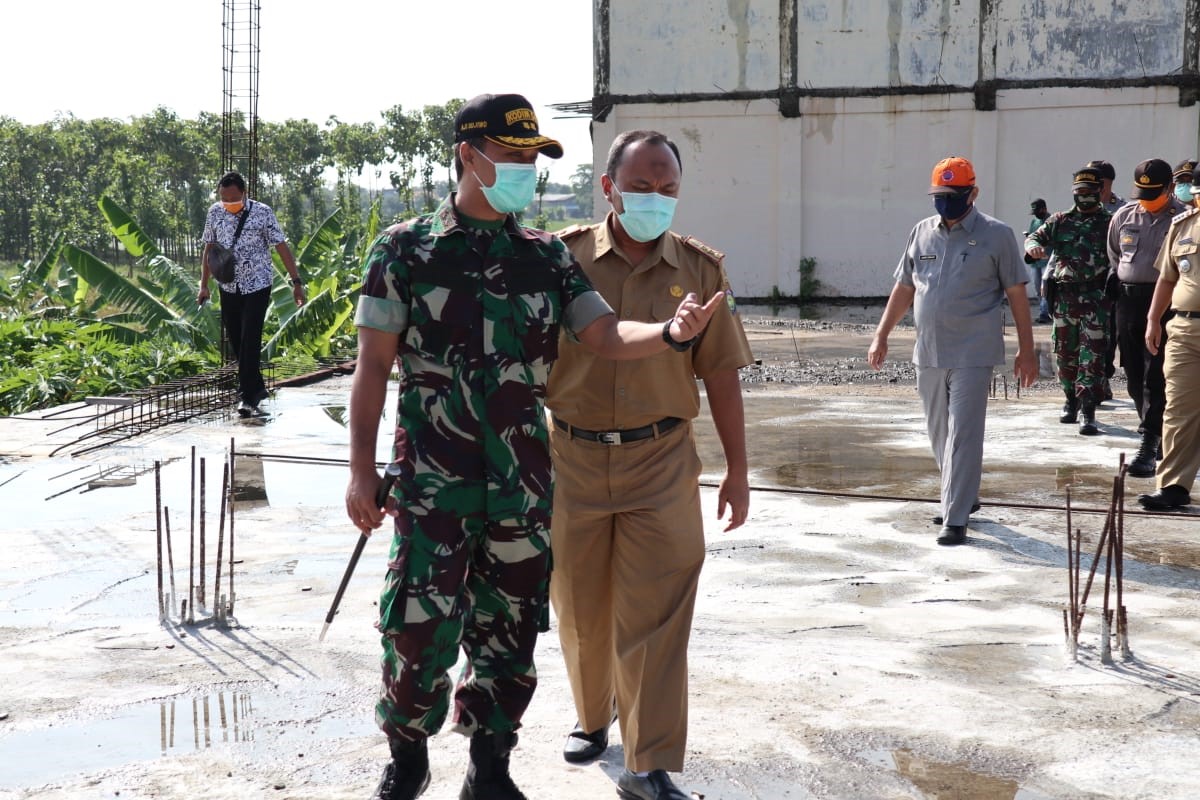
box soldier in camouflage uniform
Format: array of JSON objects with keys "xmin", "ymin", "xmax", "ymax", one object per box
[
  {"xmin": 344, "ymin": 93, "xmax": 723, "ymax": 800},
  {"xmin": 1026, "ymin": 167, "xmax": 1113, "ymax": 435}
]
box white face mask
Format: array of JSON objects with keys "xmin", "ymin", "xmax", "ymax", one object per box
[
  {"xmin": 472, "ymin": 147, "xmax": 538, "ymax": 213},
  {"xmin": 613, "ymin": 187, "xmax": 678, "ymax": 242}
]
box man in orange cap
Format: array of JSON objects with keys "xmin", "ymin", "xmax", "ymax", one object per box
[{"xmin": 869, "ymin": 157, "xmax": 1037, "ymax": 546}]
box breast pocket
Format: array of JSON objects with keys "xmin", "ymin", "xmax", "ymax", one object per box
[
  {"xmin": 405, "ymin": 265, "xmax": 478, "ymax": 366},
  {"xmin": 1119, "ymin": 228, "xmax": 1140, "ymax": 261},
  {"xmin": 1171, "ymin": 241, "xmax": 1200, "ymax": 276},
  {"xmin": 506, "ymin": 265, "xmax": 562, "ymax": 366}
]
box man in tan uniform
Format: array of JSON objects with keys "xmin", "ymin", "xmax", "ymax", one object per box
[
  {"xmin": 1141, "ymin": 162, "xmax": 1200, "ymax": 510},
  {"xmin": 546, "ymin": 130, "xmax": 754, "ymax": 800}
]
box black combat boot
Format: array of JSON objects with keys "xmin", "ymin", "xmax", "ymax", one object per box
[
  {"xmin": 1127, "ymin": 432, "xmax": 1161, "ymax": 478},
  {"xmin": 373, "ymin": 738, "xmax": 430, "ymax": 800},
  {"xmin": 1060, "ymin": 393, "xmax": 1079, "ymax": 424},
  {"xmin": 460, "ymin": 730, "xmax": 528, "ymax": 800},
  {"xmin": 1078, "ymin": 401, "xmax": 1099, "ymax": 436}
]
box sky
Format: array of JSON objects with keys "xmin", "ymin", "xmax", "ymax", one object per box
[{"xmin": 1, "ymin": 0, "xmax": 595, "ymax": 183}]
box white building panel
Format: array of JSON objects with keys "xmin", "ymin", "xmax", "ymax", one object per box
[
  {"xmin": 794, "ymin": 0, "xmax": 979, "ymax": 88},
  {"xmin": 593, "ymin": 89, "xmax": 1199, "ymax": 298},
  {"xmin": 608, "ymin": 0, "xmax": 779, "ymax": 95},
  {"xmin": 995, "ymin": 2, "xmax": 1184, "ymax": 80}
]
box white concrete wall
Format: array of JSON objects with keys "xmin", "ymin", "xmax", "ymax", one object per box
[
  {"xmin": 596, "ymin": 0, "xmax": 1200, "ymax": 298},
  {"xmin": 593, "ymin": 88, "xmax": 1200, "ymax": 298},
  {"xmin": 609, "ymin": 0, "xmax": 780, "ymax": 94}
]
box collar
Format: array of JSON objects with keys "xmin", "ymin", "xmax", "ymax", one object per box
[
  {"xmin": 595, "ymin": 212, "xmax": 680, "ymax": 268},
  {"xmin": 430, "ymin": 194, "xmax": 539, "ymax": 241}
]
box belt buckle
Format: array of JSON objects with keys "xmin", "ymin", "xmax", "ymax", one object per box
[{"xmin": 597, "ymin": 430, "xmax": 622, "ymax": 445}]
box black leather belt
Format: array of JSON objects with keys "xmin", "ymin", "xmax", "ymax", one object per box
[
  {"xmin": 1120, "ymin": 282, "xmax": 1156, "ymax": 298},
  {"xmin": 553, "ymin": 415, "xmax": 683, "ymax": 445},
  {"xmin": 1175, "ymin": 310, "xmax": 1200, "ymax": 319}
]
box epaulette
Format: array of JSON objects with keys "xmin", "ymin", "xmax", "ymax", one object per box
[
  {"xmin": 680, "ymin": 235, "xmax": 724, "ymax": 265},
  {"xmin": 556, "ymin": 224, "xmax": 589, "ymax": 240},
  {"xmin": 1172, "ymin": 207, "xmax": 1200, "ymax": 225}
]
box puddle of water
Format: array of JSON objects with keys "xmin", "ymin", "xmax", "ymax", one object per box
[
  {"xmin": 0, "ymin": 688, "xmax": 372, "ymax": 789},
  {"xmin": 861, "ymin": 748, "xmax": 1054, "ymax": 800}
]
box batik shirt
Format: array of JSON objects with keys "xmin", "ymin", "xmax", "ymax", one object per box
[{"xmin": 201, "ymin": 200, "xmax": 287, "ymax": 294}]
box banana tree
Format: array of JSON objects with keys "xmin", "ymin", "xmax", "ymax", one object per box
[
  {"xmin": 54, "ymin": 196, "xmax": 221, "ymax": 350},
  {"xmin": 262, "ymin": 202, "xmax": 377, "ymax": 360}
]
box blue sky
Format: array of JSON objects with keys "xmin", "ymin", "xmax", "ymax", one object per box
[{"xmin": 4, "ymin": 0, "xmax": 594, "ymax": 181}]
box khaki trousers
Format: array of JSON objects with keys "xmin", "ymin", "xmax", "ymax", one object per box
[
  {"xmin": 549, "ymin": 421, "xmax": 704, "ymax": 773},
  {"xmin": 1156, "ymin": 316, "xmax": 1200, "ymax": 491}
]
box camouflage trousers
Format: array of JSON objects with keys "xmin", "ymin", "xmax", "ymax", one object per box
[
  {"xmin": 1052, "ymin": 286, "xmax": 1111, "ymax": 404},
  {"xmin": 375, "ymin": 474, "xmax": 551, "ymax": 744}
]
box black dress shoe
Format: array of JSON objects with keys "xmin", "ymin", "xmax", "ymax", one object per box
[
  {"xmin": 936, "ymin": 525, "xmax": 967, "ymax": 546},
  {"xmin": 932, "ymin": 501, "xmax": 980, "ymax": 526},
  {"xmin": 1138, "ymin": 485, "xmax": 1192, "ymax": 511},
  {"xmin": 563, "ymin": 722, "xmax": 609, "ymax": 764},
  {"xmin": 616, "ymin": 770, "xmax": 689, "ymax": 800}
]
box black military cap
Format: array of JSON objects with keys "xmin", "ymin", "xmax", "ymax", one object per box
[
  {"xmin": 454, "ymin": 93, "xmax": 563, "ymax": 159},
  {"xmin": 1085, "ymin": 159, "xmax": 1116, "ymax": 181},
  {"xmin": 1072, "ymin": 168, "xmax": 1103, "ymax": 192},
  {"xmin": 1130, "ymin": 159, "xmax": 1172, "ymax": 199},
  {"xmin": 1174, "ymin": 159, "xmax": 1197, "ymax": 182}
]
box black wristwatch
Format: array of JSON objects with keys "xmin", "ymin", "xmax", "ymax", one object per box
[{"xmin": 662, "ymin": 320, "xmax": 695, "ymax": 352}]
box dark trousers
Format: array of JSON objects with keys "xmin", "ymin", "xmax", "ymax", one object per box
[
  {"xmin": 1115, "ymin": 286, "xmax": 1169, "ymax": 435},
  {"xmin": 219, "ymin": 286, "xmax": 270, "ymax": 402}
]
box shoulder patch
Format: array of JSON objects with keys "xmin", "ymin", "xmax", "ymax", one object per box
[
  {"xmin": 557, "ymin": 223, "xmax": 588, "ymax": 240},
  {"xmin": 1173, "ymin": 207, "xmax": 1200, "ymax": 225},
  {"xmin": 681, "ymin": 235, "xmax": 724, "ymax": 264}
]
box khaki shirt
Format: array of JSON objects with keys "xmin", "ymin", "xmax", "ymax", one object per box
[
  {"xmin": 1155, "ymin": 207, "xmax": 1200, "ymax": 312},
  {"xmin": 546, "ymin": 215, "xmax": 754, "ymax": 429}
]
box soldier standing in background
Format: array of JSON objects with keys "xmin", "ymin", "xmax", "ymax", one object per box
[
  {"xmin": 1106, "ymin": 159, "xmax": 1187, "ymax": 477},
  {"xmin": 1025, "ymin": 199, "xmax": 1052, "ymax": 324},
  {"xmin": 1026, "ymin": 167, "xmax": 1113, "ymax": 436}
]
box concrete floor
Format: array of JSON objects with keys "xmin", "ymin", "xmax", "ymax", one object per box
[{"xmin": 1, "ymin": 313, "xmax": 1198, "ymax": 800}]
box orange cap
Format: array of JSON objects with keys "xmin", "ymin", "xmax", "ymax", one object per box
[{"xmin": 929, "ymin": 157, "xmax": 976, "ymax": 194}]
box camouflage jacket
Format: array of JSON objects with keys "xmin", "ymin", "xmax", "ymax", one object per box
[
  {"xmin": 354, "ymin": 195, "xmax": 610, "ymax": 510},
  {"xmin": 1026, "ymin": 207, "xmax": 1112, "ymax": 285}
]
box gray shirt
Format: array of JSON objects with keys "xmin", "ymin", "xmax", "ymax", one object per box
[
  {"xmin": 1106, "ymin": 196, "xmax": 1189, "ymax": 284},
  {"xmin": 894, "ymin": 206, "xmax": 1027, "ymax": 369}
]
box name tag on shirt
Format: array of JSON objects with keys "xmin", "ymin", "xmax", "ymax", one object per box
[{"xmin": 919, "ymin": 254, "xmax": 937, "ymax": 261}]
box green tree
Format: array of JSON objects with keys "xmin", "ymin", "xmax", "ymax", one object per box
[{"xmin": 570, "ymin": 163, "xmax": 594, "ymax": 218}]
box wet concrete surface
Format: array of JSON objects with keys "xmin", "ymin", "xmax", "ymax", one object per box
[{"xmin": 2, "ymin": 305, "xmax": 1199, "ymax": 799}]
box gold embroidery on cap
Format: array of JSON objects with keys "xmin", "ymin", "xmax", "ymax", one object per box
[{"xmin": 505, "ymin": 108, "xmax": 537, "ymax": 126}]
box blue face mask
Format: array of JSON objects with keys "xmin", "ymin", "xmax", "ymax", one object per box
[
  {"xmin": 933, "ymin": 191, "xmax": 972, "ymax": 221},
  {"xmin": 614, "ymin": 188, "xmax": 678, "ymax": 242},
  {"xmin": 473, "ymin": 147, "xmax": 538, "ymax": 213},
  {"xmin": 1175, "ymin": 184, "xmax": 1194, "ymax": 203}
]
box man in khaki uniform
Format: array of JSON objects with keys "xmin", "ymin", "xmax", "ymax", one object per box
[
  {"xmin": 1141, "ymin": 162, "xmax": 1200, "ymax": 510},
  {"xmin": 546, "ymin": 130, "xmax": 753, "ymax": 800}
]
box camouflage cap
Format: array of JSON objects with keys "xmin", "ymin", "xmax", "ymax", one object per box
[{"xmin": 454, "ymin": 93, "xmax": 563, "ymax": 159}]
